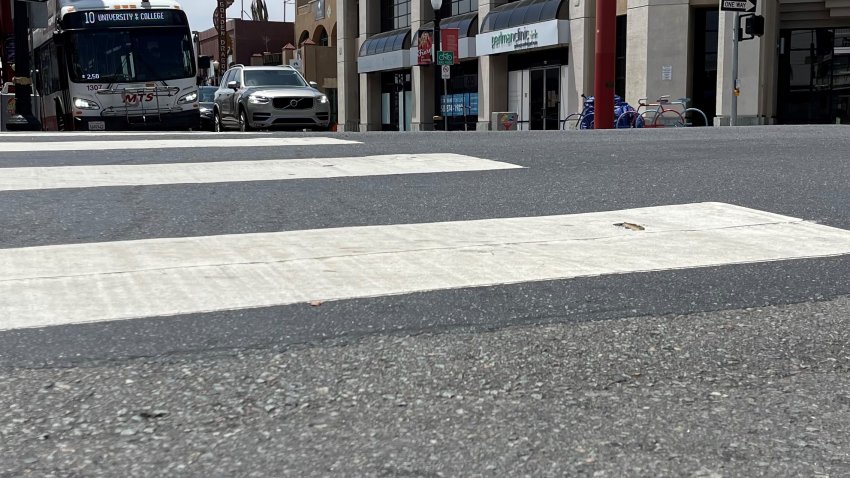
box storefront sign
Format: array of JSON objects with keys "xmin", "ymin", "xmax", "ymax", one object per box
[
  {"xmin": 476, "ymin": 20, "xmax": 566, "ymax": 56},
  {"xmin": 215, "ymin": 1, "xmax": 228, "ymax": 67},
  {"xmin": 440, "ymin": 93, "xmax": 478, "ymax": 117},
  {"xmin": 441, "ymin": 28, "xmax": 460, "ymax": 65},
  {"xmin": 417, "ymin": 29, "xmax": 433, "ymax": 65}
]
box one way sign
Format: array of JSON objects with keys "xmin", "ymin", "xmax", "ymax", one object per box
[{"xmin": 721, "ymin": 0, "xmax": 756, "ymax": 12}]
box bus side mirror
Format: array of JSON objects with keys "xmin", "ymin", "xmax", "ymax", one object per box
[{"xmin": 227, "ymin": 80, "xmax": 239, "ymax": 90}]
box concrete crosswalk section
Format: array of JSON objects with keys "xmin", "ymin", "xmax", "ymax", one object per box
[
  {"xmin": 0, "ymin": 154, "xmax": 522, "ymax": 191},
  {"xmin": 0, "ymin": 137, "xmax": 359, "ymax": 152},
  {"xmin": 3, "ymin": 202, "xmax": 850, "ymax": 331},
  {"xmin": 2, "ymin": 133, "xmax": 850, "ymax": 334}
]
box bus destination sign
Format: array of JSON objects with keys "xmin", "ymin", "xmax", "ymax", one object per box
[{"xmin": 63, "ymin": 10, "xmax": 187, "ymax": 29}]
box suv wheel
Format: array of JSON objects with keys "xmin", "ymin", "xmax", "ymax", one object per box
[
  {"xmin": 214, "ymin": 110, "xmax": 223, "ymax": 132},
  {"xmin": 239, "ymin": 109, "xmax": 254, "ymax": 132}
]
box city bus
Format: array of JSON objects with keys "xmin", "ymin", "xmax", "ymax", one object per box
[{"xmin": 31, "ymin": 0, "xmax": 199, "ymax": 130}]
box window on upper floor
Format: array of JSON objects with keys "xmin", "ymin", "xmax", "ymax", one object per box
[
  {"xmin": 451, "ymin": 0, "xmax": 478, "ymax": 16},
  {"xmin": 382, "ymin": 0, "xmax": 411, "ymax": 31}
]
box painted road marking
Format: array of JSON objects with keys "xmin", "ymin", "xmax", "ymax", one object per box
[
  {"xmin": 2, "ymin": 202, "xmax": 850, "ymax": 331},
  {"xmin": 0, "ymin": 154, "xmax": 523, "ymax": 191},
  {"xmin": 0, "ymin": 132, "xmax": 268, "ymax": 137},
  {"xmin": 0, "ymin": 137, "xmax": 359, "ymax": 152}
]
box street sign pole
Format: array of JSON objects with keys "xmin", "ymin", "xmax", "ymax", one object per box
[
  {"xmin": 720, "ymin": 0, "xmax": 756, "ymax": 127},
  {"xmin": 731, "ymin": 11, "xmax": 739, "ymax": 127},
  {"xmin": 443, "ymin": 78, "xmax": 448, "ymax": 131}
]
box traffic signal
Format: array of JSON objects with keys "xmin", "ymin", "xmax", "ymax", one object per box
[{"xmin": 745, "ymin": 15, "xmax": 765, "ymax": 37}]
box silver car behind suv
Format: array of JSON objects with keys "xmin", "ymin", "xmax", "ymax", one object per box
[{"xmin": 213, "ymin": 65, "xmax": 331, "ymax": 131}]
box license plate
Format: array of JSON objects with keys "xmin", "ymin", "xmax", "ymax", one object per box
[{"xmin": 88, "ymin": 121, "xmax": 106, "ymax": 131}]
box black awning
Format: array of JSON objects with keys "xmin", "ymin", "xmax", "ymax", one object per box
[
  {"xmin": 359, "ymin": 28, "xmax": 411, "ymax": 57},
  {"xmin": 420, "ymin": 11, "xmax": 479, "ymax": 38},
  {"xmin": 481, "ymin": 0, "xmax": 567, "ymax": 33}
]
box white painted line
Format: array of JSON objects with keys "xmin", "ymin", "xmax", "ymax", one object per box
[
  {"xmin": 0, "ymin": 132, "xmax": 266, "ymax": 137},
  {"xmin": 0, "ymin": 137, "xmax": 359, "ymax": 152},
  {"xmin": 2, "ymin": 202, "xmax": 850, "ymax": 331},
  {"xmin": 0, "ymin": 154, "xmax": 523, "ymax": 191}
]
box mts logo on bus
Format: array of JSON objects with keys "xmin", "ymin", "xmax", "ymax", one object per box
[{"xmin": 123, "ymin": 93, "xmax": 156, "ymax": 104}]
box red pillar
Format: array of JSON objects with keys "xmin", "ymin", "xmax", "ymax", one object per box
[{"xmin": 593, "ymin": 0, "xmax": 616, "ymax": 129}]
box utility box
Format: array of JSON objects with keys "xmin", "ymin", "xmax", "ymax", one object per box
[
  {"xmin": 491, "ymin": 112, "xmax": 518, "ymax": 131},
  {"xmin": 0, "ymin": 94, "xmax": 16, "ymax": 131}
]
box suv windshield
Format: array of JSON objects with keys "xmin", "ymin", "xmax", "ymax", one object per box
[
  {"xmin": 68, "ymin": 28, "xmax": 195, "ymax": 83},
  {"xmin": 243, "ymin": 70, "xmax": 306, "ymax": 87}
]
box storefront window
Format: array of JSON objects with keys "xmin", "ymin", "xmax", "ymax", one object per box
[
  {"xmin": 381, "ymin": 71, "xmax": 412, "ymax": 131},
  {"xmin": 439, "ymin": 61, "xmax": 478, "ymax": 131},
  {"xmin": 779, "ymin": 28, "xmax": 850, "ymax": 124},
  {"xmin": 615, "ymin": 15, "xmax": 626, "ymax": 98}
]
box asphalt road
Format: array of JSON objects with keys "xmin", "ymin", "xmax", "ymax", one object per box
[{"xmin": 1, "ymin": 126, "xmax": 849, "ymax": 476}]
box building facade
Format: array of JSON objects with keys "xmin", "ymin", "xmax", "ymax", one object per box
[
  {"xmin": 293, "ymin": 0, "xmax": 339, "ymax": 123},
  {"xmin": 1, "ymin": 0, "xmax": 14, "ymax": 84},
  {"xmin": 335, "ymin": 0, "xmax": 850, "ymax": 131},
  {"xmin": 198, "ymin": 19, "xmax": 295, "ymax": 73}
]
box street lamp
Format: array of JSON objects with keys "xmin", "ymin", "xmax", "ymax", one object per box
[{"xmin": 431, "ymin": 0, "xmax": 442, "ymax": 130}]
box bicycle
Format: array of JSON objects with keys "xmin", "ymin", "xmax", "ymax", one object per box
[
  {"xmin": 562, "ymin": 94, "xmax": 595, "ymax": 130},
  {"xmin": 679, "ymin": 98, "xmax": 709, "ymax": 127},
  {"xmin": 625, "ymin": 96, "xmax": 709, "ymax": 128}
]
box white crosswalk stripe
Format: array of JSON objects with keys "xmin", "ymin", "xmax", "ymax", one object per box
[
  {"xmin": 0, "ymin": 154, "xmax": 522, "ymax": 191},
  {"xmin": 2, "ymin": 135, "xmax": 850, "ymax": 332},
  {"xmin": 0, "ymin": 137, "xmax": 359, "ymax": 152},
  {"xmin": 0, "ymin": 131, "xmax": 259, "ymax": 137},
  {"xmin": 3, "ymin": 202, "xmax": 850, "ymax": 330}
]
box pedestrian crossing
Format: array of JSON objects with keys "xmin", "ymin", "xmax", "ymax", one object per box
[
  {"xmin": 2, "ymin": 133, "xmax": 850, "ymax": 332},
  {"xmin": 0, "ymin": 137, "xmax": 359, "ymax": 152},
  {"xmin": 0, "ymin": 154, "xmax": 522, "ymax": 191}
]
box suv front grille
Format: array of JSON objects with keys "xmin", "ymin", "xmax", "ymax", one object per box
[{"xmin": 273, "ymin": 97, "xmax": 314, "ymax": 109}]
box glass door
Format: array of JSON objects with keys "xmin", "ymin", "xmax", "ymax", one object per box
[
  {"xmin": 529, "ymin": 67, "xmax": 560, "ymax": 130},
  {"xmin": 778, "ymin": 28, "xmax": 849, "ymax": 124}
]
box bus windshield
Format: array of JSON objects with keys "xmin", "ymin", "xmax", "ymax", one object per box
[{"xmin": 68, "ymin": 27, "xmax": 195, "ymax": 83}]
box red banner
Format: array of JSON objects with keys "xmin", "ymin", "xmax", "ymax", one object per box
[
  {"xmin": 417, "ymin": 29, "xmax": 433, "ymax": 65},
  {"xmin": 441, "ymin": 28, "xmax": 460, "ymax": 65}
]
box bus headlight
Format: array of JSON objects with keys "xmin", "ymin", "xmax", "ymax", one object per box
[
  {"xmin": 73, "ymin": 97, "xmax": 100, "ymax": 110},
  {"xmin": 248, "ymin": 94, "xmax": 270, "ymax": 104},
  {"xmin": 177, "ymin": 91, "xmax": 198, "ymax": 104}
]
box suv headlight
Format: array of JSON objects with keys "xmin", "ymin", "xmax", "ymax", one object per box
[
  {"xmin": 73, "ymin": 97, "xmax": 100, "ymax": 110},
  {"xmin": 318, "ymin": 95, "xmax": 329, "ymax": 104},
  {"xmin": 249, "ymin": 94, "xmax": 270, "ymax": 104},
  {"xmin": 177, "ymin": 91, "xmax": 198, "ymax": 104}
]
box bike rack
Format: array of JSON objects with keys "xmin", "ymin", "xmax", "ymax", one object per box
[{"xmin": 97, "ymin": 85, "xmax": 180, "ymax": 125}]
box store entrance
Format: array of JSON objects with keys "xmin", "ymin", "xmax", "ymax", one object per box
[
  {"xmin": 529, "ymin": 67, "xmax": 560, "ymax": 130},
  {"xmin": 778, "ymin": 28, "xmax": 850, "ymax": 124},
  {"xmin": 381, "ymin": 72, "xmax": 412, "ymax": 131}
]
